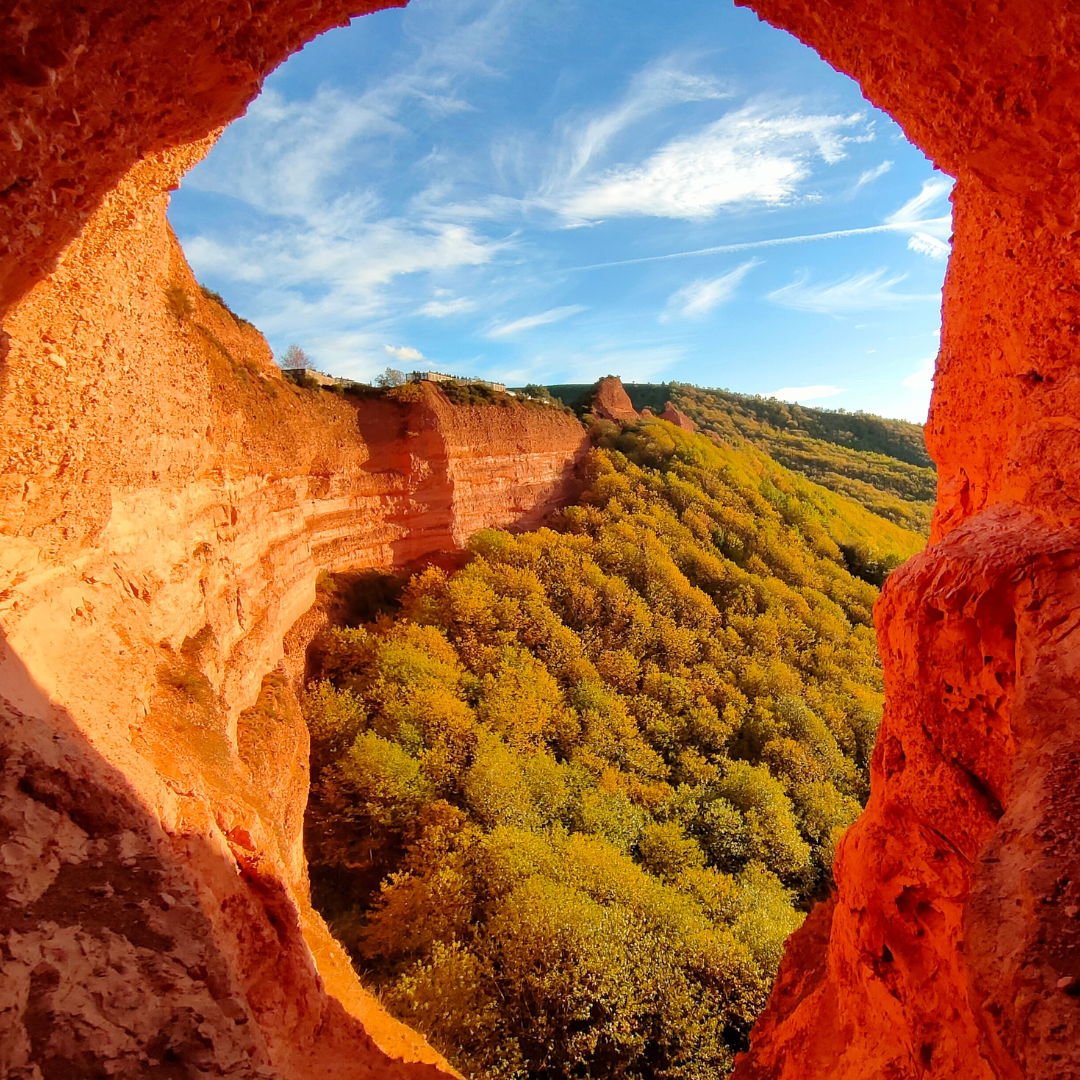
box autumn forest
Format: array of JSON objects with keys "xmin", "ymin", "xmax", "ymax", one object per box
[{"xmin": 303, "ymin": 387, "xmax": 928, "ymax": 1079}]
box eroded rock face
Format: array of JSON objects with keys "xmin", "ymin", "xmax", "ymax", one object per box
[
  {"xmin": 0, "ymin": 0, "xmax": 404, "ymax": 317},
  {"xmin": 729, "ymin": 1, "xmax": 1080, "ymax": 1076},
  {"xmin": 660, "ymin": 401, "xmax": 695, "ymax": 432},
  {"xmin": 591, "ymin": 376, "xmax": 641, "ymax": 422},
  {"xmin": 0, "ymin": 134, "xmax": 585, "ymax": 1076}
]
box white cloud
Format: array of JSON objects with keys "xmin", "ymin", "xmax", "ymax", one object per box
[
  {"xmin": 175, "ymin": 0, "xmax": 523, "ymax": 377},
  {"xmin": 897, "ymin": 355, "xmax": 937, "ymax": 421},
  {"xmin": 767, "ymin": 268, "xmax": 938, "ymax": 314},
  {"xmin": 183, "ymin": 198, "xmax": 500, "ymax": 339},
  {"xmin": 902, "ymin": 355, "xmax": 936, "ymax": 394},
  {"xmin": 487, "ymin": 305, "xmax": 586, "ymax": 338},
  {"xmin": 907, "ymin": 232, "xmax": 951, "ymax": 260},
  {"xmin": 886, "ymin": 176, "xmax": 952, "ymax": 222},
  {"xmin": 418, "ymin": 296, "xmax": 476, "ymax": 317},
  {"xmin": 419, "ymin": 58, "xmax": 734, "ymax": 226},
  {"xmin": 766, "ymin": 385, "xmax": 847, "ymax": 403},
  {"xmin": 183, "ymin": 0, "xmax": 516, "ymax": 216},
  {"xmin": 385, "ymin": 344, "xmax": 426, "ymax": 362},
  {"xmin": 886, "ymin": 177, "xmax": 953, "ymax": 229},
  {"xmin": 854, "ymin": 160, "xmax": 892, "ymax": 190},
  {"xmin": 664, "ymin": 259, "xmax": 761, "ymax": 319},
  {"xmin": 184, "ymin": 87, "xmax": 404, "ymax": 213},
  {"xmin": 553, "ymin": 62, "xmax": 731, "ymax": 189},
  {"xmin": 558, "ymin": 103, "xmax": 867, "ymax": 222}
]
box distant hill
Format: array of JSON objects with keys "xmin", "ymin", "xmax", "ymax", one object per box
[{"xmin": 541, "ymin": 382, "xmax": 936, "ymax": 536}]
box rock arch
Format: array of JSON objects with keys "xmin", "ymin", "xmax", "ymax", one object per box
[{"xmin": 1, "ymin": 0, "xmax": 1078, "ymax": 1076}]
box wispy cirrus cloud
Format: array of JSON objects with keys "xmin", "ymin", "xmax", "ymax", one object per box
[
  {"xmin": 417, "ymin": 296, "xmax": 476, "ymax": 317},
  {"xmin": 854, "ymin": 159, "xmax": 892, "ymax": 191},
  {"xmin": 664, "ymin": 259, "xmax": 761, "ymax": 320},
  {"xmin": 886, "ymin": 176, "xmax": 952, "ymax": 225},
  {"xmin": 487, "ymin": 305, "xmax": 586, "ymax": 338},
  {"xmin": 550, "ymin": 61, "xmax": 731, "ymax": 191},
  {"xmin": 907, "ymin": 233, "xmax": 950, "ymax": 259},
  {"xmin": 884, "ymin": 176, "xmax": 954, "ymax": 258},
  {"xmin": 176, "ymin": 0, "xmax": 520, "ymax": 376},
  {"xmin": 555, "ymin": 102, "xmax": 868, "ymax": 223},
  {"xmin": 184, "ymin": 210, "xmax": 498, "ymax": 308},
  {"xmin": 767, "ymin": 267, "xmax": 938, "ymax": 315},
  {"xmin": 185, "ymin": 0, "xmax": 514, "ymax": 215}
]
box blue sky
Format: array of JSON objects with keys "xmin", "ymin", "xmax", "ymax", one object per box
[{"xmin": 169, "ymin": 0, "xmax": 952, "ymax": 422}]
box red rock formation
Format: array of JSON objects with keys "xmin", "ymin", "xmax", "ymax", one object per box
[
  {"xmin": 660, "ymin": 401, "xmax": 696, "ymax": 432},
  {"xmin": 728, "ymin": 1, "xmax": 1080, "ymax": 1077},
  {"xmin": 0, "ymin": 134, "xmax": 585, "ymax": 1076},
  {"xmin": 5, "ymin": 0, "xmax": 1080, "ymax": 1077},
  {"xmin": 0, "ymin": 0, "xmax": 406, "ymax": 319},
  {"xmin": 591, "ymin": 375, "xmax": 641, "ymax": 422}
]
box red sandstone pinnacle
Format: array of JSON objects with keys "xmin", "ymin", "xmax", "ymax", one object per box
[
  {"xmin": 591, "ymin": 375, "xmax": 641, "ymax": 422},
  {"xmin": 660, "ymin": 401, "xmax": 696, "ymax": 432}
]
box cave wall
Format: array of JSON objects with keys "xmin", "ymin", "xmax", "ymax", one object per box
[
  {"xmin": 730, "ymin": 1, "xmax": 1080, "ymax": 1077},
  {"xmin": 0, "ymin": 0, "xmax": 407, "ymax": 318}
]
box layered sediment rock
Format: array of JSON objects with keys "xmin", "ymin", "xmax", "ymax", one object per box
[{"xmin": 0, "ymin": 136, "xmax": 585, "ymax": 1076}]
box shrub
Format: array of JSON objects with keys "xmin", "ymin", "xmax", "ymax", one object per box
[{"xmin": 164, "ymin": 282, "xmax": 193, "ymax": 322}]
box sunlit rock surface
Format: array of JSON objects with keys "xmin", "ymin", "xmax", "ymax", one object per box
[
  {"xmin": 3, "ymin": 0, "xmax": 1080, "ymax": 1076},
  {"xmin": 660, "ymin": 401, "xmax": 696, "ymax": 432},
  {"xmin": 591, "ymin": 375, "xmax": 642, "ymax": 422},
  {"xmin": 731, "ymin": 1, "xmax": 1080, "ymax": 1076},
  {"xmin": 0, "ymin": 124, "xmax": 584, "ymax": 1077}
]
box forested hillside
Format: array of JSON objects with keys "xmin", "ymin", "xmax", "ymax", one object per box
[
  {"xmin": 303, "ymin": 416, "xmax": 925, "ymax": 1079},
  {"xmin": 543, "ymin": 382, "xmax": 937, "ymax": 536}
]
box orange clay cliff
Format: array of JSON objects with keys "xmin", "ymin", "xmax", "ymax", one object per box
[{"xmin": 1, "ymin": 1, "xmax": 1079, "ymax": 1078}]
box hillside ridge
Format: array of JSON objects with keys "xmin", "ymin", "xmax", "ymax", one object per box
[
  {"xmin": 542, "ymin": 381, "xmax": 936, "ymax": 536},
  {"xmin": 542, "ymin": 382, "xmax": 930, "ymax": 465}
]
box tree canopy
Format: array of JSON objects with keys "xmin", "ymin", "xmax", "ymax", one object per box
[{"xmin": 304, "ymin": 417, "xmax": 925, "ymax": 1079}]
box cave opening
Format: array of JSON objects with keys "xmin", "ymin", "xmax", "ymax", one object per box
[
  {"xmin": 167, "ymin": 0, "xmax": 949, "ymax": 424},
  {"xmin": 6, "ymin": 0, "xmax": 1080, "ymax": 1075},
  {"xmin": 152, "ymin": 1, "xmax": 951, "ymax": 1075},
  {"xmin": 9, "ymin": 0, "xmax": 1080, "ymax": 1076}
]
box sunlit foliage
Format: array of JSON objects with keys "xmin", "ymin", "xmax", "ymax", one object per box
[
  {"xmin": 304, "ymin": 418, "xmax": 924, "ymax": 1079},
  {"xmin": 544, "ymin": 381, "xmax": 936, "ymax": 535},
  {"xmin": 659, "ymin": 384, "xmax": 936, "ymax": 537}
]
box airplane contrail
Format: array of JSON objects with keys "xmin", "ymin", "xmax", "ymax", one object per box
[{"xmin": 562, "ymin": 218, "xmax": 952, "ymax": 272}]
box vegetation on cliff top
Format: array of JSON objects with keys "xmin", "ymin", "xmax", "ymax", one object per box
[
  {"xmin": 544, "ymin": 382, "xmax": 936, "ymax": 536},
  {"xmin": 304, "ymin": 416, "xmax": 924, "ymax": 1079}
]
